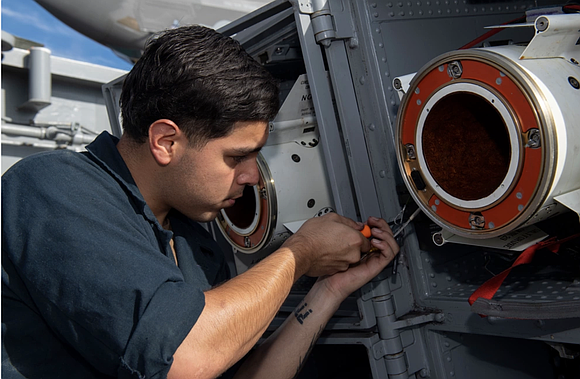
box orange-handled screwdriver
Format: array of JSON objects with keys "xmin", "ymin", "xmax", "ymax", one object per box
[
  {"xmin": 361, "ymin": 224, "xmax": 379, "ymax": 254},
  {"xmin": 361, "ymin": 224, "xmax": 372, "ymax": 239}
]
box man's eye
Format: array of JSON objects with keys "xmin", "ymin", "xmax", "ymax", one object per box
[{"xmin": 232, "ymin": 156, "xmax": 247, "ymax": 163}]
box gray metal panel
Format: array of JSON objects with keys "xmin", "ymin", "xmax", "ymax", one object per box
[
  {"xmin": 312, "ymin": 0, "xmax": 579, "ymax": 377},
  {"xmin": 324, "ymin": 40, "xmax": 382, "ymax": 221},
  {"xmin": 294, "ymin": 11, "xmax": 359, "ymax": 219}
]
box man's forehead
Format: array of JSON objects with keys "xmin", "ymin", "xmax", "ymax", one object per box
[{"xmin": 215, "ymin": 121, "xmax": 269, "ymax": 151}]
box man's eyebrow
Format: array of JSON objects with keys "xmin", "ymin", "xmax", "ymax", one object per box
[{"xmin": 229, "ymin": 146, "xmax": 263, "ymax": 155}]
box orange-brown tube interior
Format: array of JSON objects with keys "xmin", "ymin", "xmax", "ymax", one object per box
[{"xmin": 422, "ymin": 92, "xmax": 511, "ymax": 201}]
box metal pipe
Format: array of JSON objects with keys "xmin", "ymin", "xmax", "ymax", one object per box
[{"xmin": 1, "ymin": 123, "xmax": 94, "ymax": 144}]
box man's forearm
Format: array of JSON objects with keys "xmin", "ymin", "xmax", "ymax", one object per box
[
  {"xmin": 233, "ymin": 280, "xmax": 342, "ymax": 379},
  {"xmin": 169, "ymin": 246, "xmax": 304, "ymax": 379}
]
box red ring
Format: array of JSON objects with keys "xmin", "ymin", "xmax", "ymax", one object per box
[{"xmin": 401, "ymin": 59, "xmax": 543, "ymax": 231}]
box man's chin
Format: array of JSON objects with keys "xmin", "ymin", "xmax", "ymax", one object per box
[{"xmin": 190, "ymin": 211, "xmax": 220, "ymax": 223}]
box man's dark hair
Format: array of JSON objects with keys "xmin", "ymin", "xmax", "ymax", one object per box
[{"xmin": 120, "ymin": 25, "xmax": 279, "ymax": 146}]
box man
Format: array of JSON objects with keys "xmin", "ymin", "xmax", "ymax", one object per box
[{"xmin": 2, "ymin": 25, "xmax": 399, "ymax": 378}]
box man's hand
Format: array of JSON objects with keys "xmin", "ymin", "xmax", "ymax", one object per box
[
  {"xmin": 317, "ymin": 216, "xmax": 400, "ymax": 301},
  {"xmin": 233, "ymin": 216, "xmax": 400, "ymax": 379},
  {"xmin": 280, "ymin": 213, "xmax": 371, "ymax": 279}
]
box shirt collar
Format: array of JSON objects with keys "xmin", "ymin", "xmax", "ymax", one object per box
[{"xmin": 85, "ymin": 131, "xmax": 158, "ymax": 224}]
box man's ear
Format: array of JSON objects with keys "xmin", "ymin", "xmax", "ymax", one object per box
[{"xmin": 148, "ymin": 119, "xmax": 181, "ymax": 166}]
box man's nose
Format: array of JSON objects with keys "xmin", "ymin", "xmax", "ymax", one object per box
[{"xmin": 237, "ymin": 160, "xmax": 260, "ymax": 186}]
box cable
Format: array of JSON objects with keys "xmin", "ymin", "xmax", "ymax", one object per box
[{"xmin": 459, "ymin": 15, "xmax": 526, "ymax": 50}]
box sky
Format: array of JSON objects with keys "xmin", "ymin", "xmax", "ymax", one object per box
[{"xmin": 1, "ymin": 0, "xmax": 133, "ymax": 70}]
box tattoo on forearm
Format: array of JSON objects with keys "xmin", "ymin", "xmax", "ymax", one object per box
[
  {"xmin": 293, "ymin": 325, "xmax": 324, "ymax": 379},
  {"xmin": 294, "ymin": 301, "xmax": 313, "ymax": 325}
]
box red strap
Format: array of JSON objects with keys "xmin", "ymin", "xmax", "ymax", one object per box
[{"xmin": 468, "ymin": 233, "xmax": 580, "ymax": 306}]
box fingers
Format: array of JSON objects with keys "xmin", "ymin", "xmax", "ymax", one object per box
[
  {"xmin": 290, "ymin": 213, "xmax": 373, "ymax": 277},
  {"xmin": 322, "ymin": 213, "xmax": 364, "ymax": 230},
  {"xmin": 365, "ymin": 216, "xmax": 400, "ymax": 258},
  {"xmin": 366, "ymin": 216, "xmax": 393, "ymax": 236},
  {"xmin": 369, "ymin": 237, "xmax": 399, "ymax": 260},
  {"xmin": 324, "ymin": 213, "xmax": 370, "ymax": 251}
]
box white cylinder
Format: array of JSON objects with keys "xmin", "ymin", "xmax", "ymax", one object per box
[
  {"xmin": 396, "ymin": 42, "xmax": 580, "ymax": 238},
  {"xmin": 28, "ymin": 47, "xmax": 52, "ymax": 108}
]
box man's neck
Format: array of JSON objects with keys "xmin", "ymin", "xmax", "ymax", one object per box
[{"xmin": 117, "ymin": 134, "xmax": 170, "ymax": 228}]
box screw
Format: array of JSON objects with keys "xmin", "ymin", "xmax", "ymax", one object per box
[
  {"xmin": 433, "ymin": 232, "xmax": 444, "ymax": 245},
  {"xmin": 405, "ymin": 144, "xmax": 417, "ymax": 160},
  {"xmin": 393, "ymin": 78, "xmax": 402, "ymax": 90},
  {"xmin": 536, "ymin": 16, "xmax": 549, "ymax": 32},
  {"xmin": 447, "ymin": 61, "xmax": 463, "ymax": 79},
  {"xmin": 307, "ymin": 199, "xmax": 315, "ymax": 208},
  {"xmin": 569, "ymin": 76, "xmax": 580, "ymax": 90},
  {"xmin": 291, "ymin": 154, "xmax": 301, "ymax": 162},
  {"xmin": 469, "ymin": 213, "xmax": 485, "ymax": 229},
  {"xmin": 526, "ymin": 129, "xmax": 541, "ymax": 148}
]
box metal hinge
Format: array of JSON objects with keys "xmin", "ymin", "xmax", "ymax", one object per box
[{"xmin": 292, "ymin": 0, "xmax": 357, "ymax": 47}]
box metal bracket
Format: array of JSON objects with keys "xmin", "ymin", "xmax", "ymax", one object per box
[
  {"xmin": 393, "ymin": 73, "xmax": 417, "ymax": 101},
  {"xmin": 520, "ymin": 14, "xmax": 580, "ymax": 63}
]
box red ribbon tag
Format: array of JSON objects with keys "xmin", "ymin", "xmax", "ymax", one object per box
[{"xmin": 468, "ymin": 233, "xmax": 580, "ymax": 306}]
